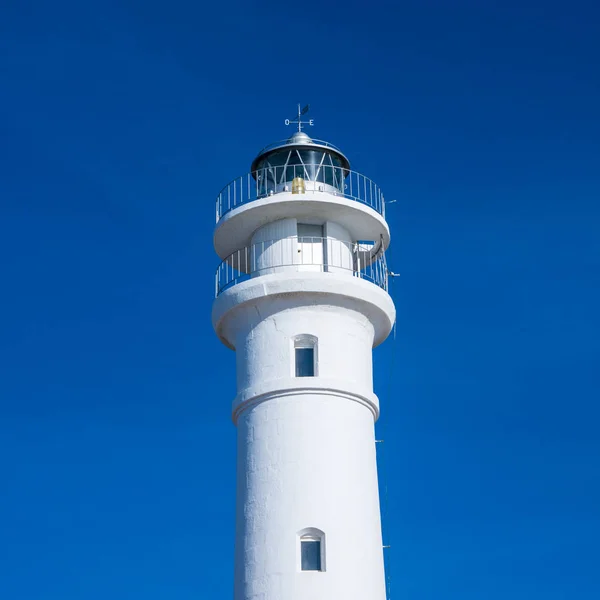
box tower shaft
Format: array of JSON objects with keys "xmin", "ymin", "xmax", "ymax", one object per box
[{"xmin": 212, "ymin": 126, "xmax": 395, "ymax": 600}]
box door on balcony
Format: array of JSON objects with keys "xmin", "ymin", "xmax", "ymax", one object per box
[{"xmin": 297, "ymin": 224, "xmax": 324, "ymax": 272}]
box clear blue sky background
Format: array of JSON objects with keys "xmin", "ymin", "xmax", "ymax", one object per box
[{"xmin": 1, "ymin": 1, "xmax": 598, "ymax": 598}]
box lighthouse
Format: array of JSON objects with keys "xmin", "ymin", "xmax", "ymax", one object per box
[{"xmin": 212, "ymin": 106, "xmax": 395, "ymax": 600}]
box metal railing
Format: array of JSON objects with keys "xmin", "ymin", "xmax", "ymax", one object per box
[
  {"xmin": 215, "ymin": 236, "xmax": 388, "ymax": 297},
  {"xmin": 216, "ymin": 165, "xmax": 385, "ymax": 221}
]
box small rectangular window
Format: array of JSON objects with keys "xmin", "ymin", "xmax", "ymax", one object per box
[
  {"xmin": 295, "ymin": 347, "xmax": 315, "ymax": 377},
  {"xmin": 297, "ymin": 224, "xmax": 323, "ymax": 239},
  {"xmin": 301, "ymin": 540, "xmax": 321, "ymax": 571}
]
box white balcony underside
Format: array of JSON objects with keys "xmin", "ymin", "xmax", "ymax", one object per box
[
  {"xmin": 212, "ymin": 271, "xmax": 396, "ymax": 351},
  {"xmin": 214, "ymin": 191, "xmax": 390, "ymax": 261}
]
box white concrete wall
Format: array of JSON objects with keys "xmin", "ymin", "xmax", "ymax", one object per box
[
  {"xmin": 324, "ymin": 221, "xmax": 353, "ymax": 276},
  {"xmin": 250, "ymin": 218, "xmax": 297, "ymax": 277},
  {"xmin": 233, "ymin": 300, "xmax": 374, "ymax": 396},
  {"xmin": 234, "ymin": 392, "xmax": 386, "ymax": 600},
  {"xmin": 223, "ymin": 294, "xmax": 385, "ymax": 600},
  {"xmin": 248, "ymin": 219, "xmax": 356, "ymax": 280}
]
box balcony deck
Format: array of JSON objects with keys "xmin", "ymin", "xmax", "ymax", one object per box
[
  {"xmin": 215, "ymin": 165, "xmax": 385, "ymax": 222},
  {"xmin": 215, "ymin": 236, "xmax": 388, "ymax": 297}
]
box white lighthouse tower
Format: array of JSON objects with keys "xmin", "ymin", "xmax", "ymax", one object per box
[{"xmin": 212, "ymin": 106, "xmax": 395, "ymax": 600}]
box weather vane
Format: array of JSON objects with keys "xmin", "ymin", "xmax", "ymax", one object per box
[{"xmin": 285, "ymin": 103, "xmax": 314, "ymax": 132}]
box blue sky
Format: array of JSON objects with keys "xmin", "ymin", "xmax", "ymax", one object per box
[{"xmin": 1, "ymin": 1, "xmax": 599, "ymax": 598}]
